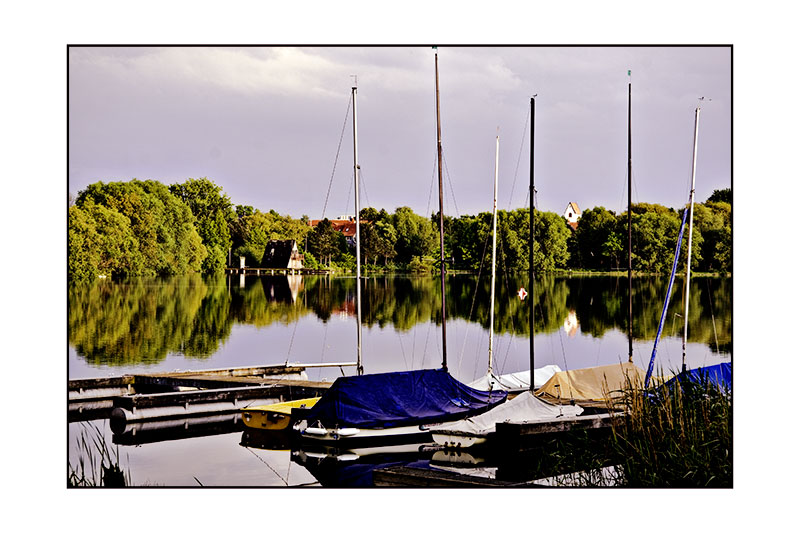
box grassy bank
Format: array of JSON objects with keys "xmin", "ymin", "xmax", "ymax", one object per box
[{"xmin": 537, "ymin": 374, "xmax": 732, "ymax": 487}]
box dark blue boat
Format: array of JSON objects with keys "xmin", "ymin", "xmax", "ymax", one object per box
[
  {"xmin": 295, "ymin": 369, "xmax": 507, "ymax": 445},
  {"xmin": 663, "ymin": 362, "xmax": 732, "ymax": 392}
]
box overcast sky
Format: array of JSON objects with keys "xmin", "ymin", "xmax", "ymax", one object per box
[{"xmin": 68, "ymin": 46, "xmax": 731, "ymax": 219}]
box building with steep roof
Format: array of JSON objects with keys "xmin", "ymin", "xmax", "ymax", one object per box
[
  {"xmin": 261, "ymin": 240, "xmax": 304, "ymax": 269},
  {"xmin": 563, "ymin": 202, "xmax": 582, "ymax": 230}
]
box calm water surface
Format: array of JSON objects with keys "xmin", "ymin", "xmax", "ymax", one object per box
[{"xmin": 68, "ymin": 273, "xmax": 731, "ymax": 486}]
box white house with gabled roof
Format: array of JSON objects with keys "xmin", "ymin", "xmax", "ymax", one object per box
[{"xmin": 563, "ymin": 202, "xmax": 581, "ymax": 230}]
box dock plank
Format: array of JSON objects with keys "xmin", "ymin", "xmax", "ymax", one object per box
[{"xmin": 373, "ymin": 466, "xmax": 542, "ymax": 487}]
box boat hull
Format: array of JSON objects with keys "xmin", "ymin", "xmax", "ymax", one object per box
[
  {"xmin": 431, "ymin": 431, "xmax": 488, "ymax": 449},
  {"xmin": 295, "ymin": 420, "xmax": 447, "ymax": 449},
  {"xmin": 241, "ymin": 397, "xmax": 320, "ymax": 431}
]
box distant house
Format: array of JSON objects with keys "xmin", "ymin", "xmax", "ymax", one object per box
[
  {"xmin": 308, "ymin": 216, "xmax": 367, "ymax": 246},
  {"xmin": 261, "ymin": 240, "xmax": 304, "ymax": 269},
  {"xmin": 563, "ymin": 202, "xmax": 582, "ymax": 231}
]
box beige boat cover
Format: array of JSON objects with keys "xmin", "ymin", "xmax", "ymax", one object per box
[
  {"xmin": 432, "ymin": 391, "xmax": 583, "ymax": 436},
  {"xmin": 535, "ymin": 362, "xmax": 646, "ymax": 407},
  {"xmin": 468, "ymin": 365, "xmax": 562, "ymax": 392}
]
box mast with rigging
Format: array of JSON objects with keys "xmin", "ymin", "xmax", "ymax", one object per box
[
  {"xmin": 682, "ymin": 101, "xmax": 702, "ymax": 373},
  {"xmin": 434, "ymin": 49, "xmax": 448, "ymax": 371},
  {"xmin": 627, "ymin": 71, "xmax": 633, "ymax": 364},
  {"xmin": 352, "ymin": 82, "xmax": 363, "ymax": 376},
  {"xmin": 529, "ymin": 95, "xmax": 536, "ymax": 391},
  {"xmin": 488, "ymin": 132, "xmax": 499, "ymax": 375}
]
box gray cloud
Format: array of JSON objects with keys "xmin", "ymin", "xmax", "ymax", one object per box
[{"xmin": 68, "ymin": 46, "xmax": 731, "ymax": 219}]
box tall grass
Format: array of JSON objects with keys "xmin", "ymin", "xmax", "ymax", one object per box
[
  {"xmin": 535, "ymin": 372, "xmax": 732, "ymax": 487},
  {"xmin": 68, "ymin": 422, "xmax": 130, "ymax": 487},
  {"xmin": 609, "ymin": 373, "xmax": 732, "ymax": 487}
]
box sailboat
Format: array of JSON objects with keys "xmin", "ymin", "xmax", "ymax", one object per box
[
  {"xmin": 431, "ymin": 98, "xmax": 582, "ymax": 449},
  {"xmin": 293, "ymin": 53, "xmax": 507, "ymax": 447},
  {"xmin": 534, "ymin": 71, "xmax": 648, "ymax": 410},
  {"xmin": 467, "ymin": 130, "xmax": 561, "ymax": 394},
  {"xmin": 644, "ymin": 99, "xmax": 731, "ymax": 391}
]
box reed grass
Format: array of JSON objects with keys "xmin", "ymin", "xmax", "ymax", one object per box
[
  {"xmin": 609, "ymin": 372, "xmax": 732, "ymax": 487},
  {"xmin": 537, "ymin": 371, "xmax": 732, "ymax": 487},
  {"xmin": 68, "ymin": 422, "xmax": 130, "ymax": 487}
]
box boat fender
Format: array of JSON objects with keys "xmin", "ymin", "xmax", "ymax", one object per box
[
  {"xmin": 337, "ymin": 428, "xmax": 360, "ymax": 437},
  {"xmin": 304, "ymin": 427, "xmax": 328, "ymax": 436}
]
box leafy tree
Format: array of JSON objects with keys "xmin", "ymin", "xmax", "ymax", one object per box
[
  {"xmin": 68, "ymin": 205, "xmax": 100, "ymax": 282},
  {"xmin": 707, "ymin": 188, "xmax": 732, "ymax": 204},
  {"xmin": 572, "ymin": 206, "xmax": 618, "ymax": 270},
  {"xmin": 169, "ymin": 177, "xmax": 234, "ymax": 274},
  {"xmin": 74, "ymin": 180, "xmax": 206, "ymax": 278},
  {"xmin": 631, "ymin": 210, "xmax": 681, "ymax": 273},
  {"xmin": 391, "ymin": 206, "xmax": 437, "ymax": 263},
  {"xmin": 534, "ymin": 210, "xmax": 571, "ymax": 272},
  {"xmin": 80, "ymin": 201, "xmax": 140, "ymax": 277},
  {"xmin": 374, "ymin": 220, "xmax": 398, "ymax": 265},
  {"xmin": 307, "ymin": 219, "xmax": 345, "ymax": 266}
]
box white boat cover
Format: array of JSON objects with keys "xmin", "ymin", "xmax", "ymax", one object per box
[
  {"xmin": 535, "ymin": 362, "xmax": 646, "ymax": 407},
  {"xmin": 468, "ymin": 365, "xmax": 562, "ymax": 392},
  {"xmin": 432, "ymin": 391, "xmax": 583, "ymax": 437}
]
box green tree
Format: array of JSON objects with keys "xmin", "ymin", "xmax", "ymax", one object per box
[
  {"xmin": 307, "ymin": 219, "xmax": 343, "ymax": 266},
  {"xmin": 572, "ymin": 206, "xmax": 619, "ymax": 270},
  {"xmin": 707, "ymin": 188, "xmax": 732, "ymax": 204},
  {"xmin": 631, "ymin": 210, "xmax": 681, "ymax": 273},
  {"xmin": 68, "ymin": 205, "xmax": 100, "ymax": 282},
  {"xmin": 80, "ymin": 201, "xmax": 140, "ymax": 278},
  {"xmin": 76, "ymin": 180, "xmax": 206, "ymax": 277},
  {"xmin": 169, "ymin": 177, "xmax": 234, "ymax": 274},
  {"xmin": 534, "ymin": 211, "xmax": 571, "ymax": 272},
  {"xmin": 391, "ymin": 206, "xmax": 437, "ymax": 264}
]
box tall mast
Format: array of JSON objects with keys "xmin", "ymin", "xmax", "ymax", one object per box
[
  {"xmin": 352, "ymin": 83, "xmax": 363, "ymax": 376},
  {"xmin": 682, "ymin": 103, "xmax": 701, "ymax": 373},
  {"xmin": 529, "ymin": 95, "xmax": 536, "ymax": 392},
  {"xmin": 627, "ymin": 71, "xmax": 633, "ymax": 363},
  {"xmin": 435, "ymin": 49, "xmax": 448, "ymax": 371},
  {"xmin": 488, "ymin": 132, "xmax": 499, "ymax": 375}
]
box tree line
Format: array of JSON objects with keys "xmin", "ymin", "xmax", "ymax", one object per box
[{"xmin": 68, "ymin": 177, "xmax": 731, "ymax": 282}]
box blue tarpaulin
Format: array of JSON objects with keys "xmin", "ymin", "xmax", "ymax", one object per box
[
  {"xmin": 663, "ymin": 362, "xmax": 732, "ymax": 391},
  {"xmin": 302, "ymin": 369, "xmax": 507, "ymax": 429}
]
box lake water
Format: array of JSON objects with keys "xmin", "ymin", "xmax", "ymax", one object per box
[{"xmin": 67, "ymin": 272, "xmax": 731, "ymax": 486}]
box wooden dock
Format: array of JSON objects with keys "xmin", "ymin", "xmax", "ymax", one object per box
[
  {"xmin": 224, "ymin": 267, "xmax": 329, "ymax": 275},
  {"xmin": 373, "ymin": 465, "xmax": 543, "ymax": 487},
  {"xmin": 69, "ymin": 363, "xmax": 351, "ymax": 425},
  {"xmin": 494, "ymin": 412, "xmax": 620, "ymax": 450}
]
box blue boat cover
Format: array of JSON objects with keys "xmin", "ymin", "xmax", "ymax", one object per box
[
  {"xmin": 302, "ymin": 369, "xmax": 507, "ymax": 429},
  {"xmin": 663, "ymin": 362, "xmax": 732, "ymax": 391}
]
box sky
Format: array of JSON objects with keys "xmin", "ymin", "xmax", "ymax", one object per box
[{"xmin": 68, "ymin": 46, "xmax": 731, "ymax": 219}]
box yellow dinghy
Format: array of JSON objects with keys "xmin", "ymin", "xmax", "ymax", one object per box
[{"xmin": 241, "ymin": 397, "xmax": 320, "ymax": 431}]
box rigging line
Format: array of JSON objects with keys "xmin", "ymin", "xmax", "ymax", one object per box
[
  {"xmin": 494, "ymin": 229, "xmax": 515, "ymax": 375},
  {"xmin": 359, "ymin": 167, "xmax": 371, "ymax": 211},
  {"xmin": 342, "ymin": 172, "xmax": 354, "ymax": 220},
  {"xmin": 322, "ymin": 93, "xmax": 352, "ymax": 220},
  {"xmin": 442, "ymin": 150, "xmax": 460, "ymax": 217},
  {"xmin": 426, "ymin": 153, "xmax": 437, "ymax": 217},
  {"xmin": 423, "ymin": 313, "xmax": 433, "ymax": 368},
  {"xmin": 706, "ymin": 277, "xmax": 720, "ymax": 354},
  {"xmin": 397, "ymin": 329, "xmax": 409, "ymax": 371},
  {"xmin": 245, "ymin": 447, "xmax": 289, "ymax": 486},
  {"xmin": 506, "ymin": 104, "xmax": 531, "ymax": 210},
  {"xmin": 457, "ymin": 221, "xmax": 492, "ymax": 371},
  {"xmin": 284, "ymin": 317, "xmax": 300, "ymax": 365}
]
